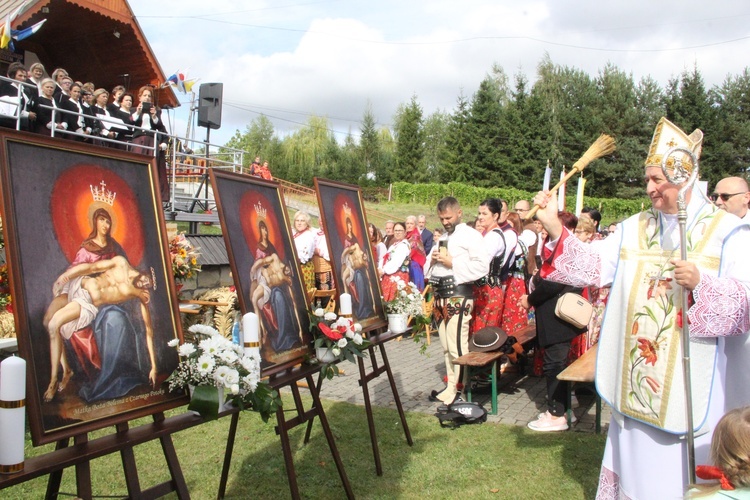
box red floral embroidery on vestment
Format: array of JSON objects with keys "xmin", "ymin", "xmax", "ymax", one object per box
[{"xmin": 637, "ymin": 338, "xmax": 658, "ymax": 366}]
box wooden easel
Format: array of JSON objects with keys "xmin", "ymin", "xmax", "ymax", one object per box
[
  {"xmin": 0, "ymin": 410, "xmax": 219, "ymax": 499},
  {"xmin": 303, "ymin": 328, "xmax": 414, "ymax": 476},
  {"xmin": 353, "ymin": 329, "xmax": 414, "ymax": 475},
  {"xmin": 218, "ymin": 362, "xmax": 354, "ymax": 500}
]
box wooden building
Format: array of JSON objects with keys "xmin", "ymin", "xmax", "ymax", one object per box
[{"xmin": 0, "ymin": 0, "xmax": 178, "ymax": 108}]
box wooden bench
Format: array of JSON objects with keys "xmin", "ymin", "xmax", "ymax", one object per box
[
  {"xmin": 557, "ymin": 344, "xmax": 602, "ymax": 433},
  {"xmin": 453, "ymin": 325, "xmax": 537, "ymax": 415}
]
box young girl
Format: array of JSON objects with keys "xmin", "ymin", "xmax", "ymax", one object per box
[{"xmin": 690, "ymin": 406, "xmax": 750, "ymax": 498}]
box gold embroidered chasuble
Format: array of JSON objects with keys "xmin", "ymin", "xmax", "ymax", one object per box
[{"xmin": 596, "ymin": 206, "xmax": 726, "ymax": 434}]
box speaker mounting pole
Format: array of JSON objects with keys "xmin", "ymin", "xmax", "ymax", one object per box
[{"xmin": 189, "ymin": 83, "xmax": 224, "ymax": 215}]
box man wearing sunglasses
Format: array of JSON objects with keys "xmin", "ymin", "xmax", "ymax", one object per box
[{"xmin": 712, "ymin": 176, "xmax": 750, "ymax": 220}]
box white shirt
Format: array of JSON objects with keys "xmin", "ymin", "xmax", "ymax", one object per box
[
  {"xmin": 427, "ymin": 223, "xmax": 489, "ymax": 284},
  {"xmin": 380, "ymin": 240, "xmax": 410, "ymax": 275},
  {"xmin": 481, "ymin": 227, "xmax": 505, "ymax": 259},
  {"xmin": 293, "ymin": 228, "xmax": 316, "ymax": 264},
  {"xmin": 314, "ymin": 229, "xmax": 329, "ymax": 261}
]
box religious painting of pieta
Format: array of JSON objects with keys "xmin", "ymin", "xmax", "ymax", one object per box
[
  {"xmin": 314, "ymin": 179, "xmax": 386, "ymax": 332},
  {"xmin": 0, "ymin": 133, "xmax": 185, "ymax": 444},
  {"xmin": 209, "ymin": 170, "xmax": 311, "ymax": 375}
]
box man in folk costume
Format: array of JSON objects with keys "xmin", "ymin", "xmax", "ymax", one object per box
[
  {"xmin": 426, "ymin": 197, "xmax": 489, "ymax": 405},
  {"xmin": 532, "ymin": 118, "xmax": 750, "ymax": 499}
]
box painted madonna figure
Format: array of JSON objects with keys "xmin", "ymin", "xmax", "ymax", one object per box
[{"xmin": 532, "ymin": 118, "xmax": 750, "ymax": 499}]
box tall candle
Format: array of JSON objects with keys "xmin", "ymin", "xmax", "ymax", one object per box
[
  {"xmin": 557, "ymin": 168, "xmax": 566, "ymax": 212},
  {"xmin": 339, "ymin": 293, "xmax": 352, "ymax": 316},
  {"xmin": 0, "ymin": 356, "xmax": 26, "ymax": 474},
  {"xmin": 242, "ymin": 313, "xmax": 260, "ymax": 360},
  {"xmin": 575, "ymin": 174, "xmax": 586, "ymax": 217},
  {"xmin": 542, "ymin": 160, "xmax": 552, "ymax": 191}
]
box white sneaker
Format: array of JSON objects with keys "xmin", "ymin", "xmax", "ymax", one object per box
[
  {"xmin": 538, "ymin": 411, "xmax": 576, "ymax": 423},
  {"xmin": 528, "ymin": 411, "xmax": 569, "ymax": 432}
]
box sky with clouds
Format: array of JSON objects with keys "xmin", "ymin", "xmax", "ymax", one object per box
[{"xmin": 129, "ymin": 1, "xmax": 750, "ymax": 147}]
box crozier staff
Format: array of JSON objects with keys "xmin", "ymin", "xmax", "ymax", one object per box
[
  {"xmin": 533, "ymin": 118, "xmax": 750, "ymax": 499},
  {"xmin": 425, "ymin": 197, "xmax": 489, "ymax": 405}
]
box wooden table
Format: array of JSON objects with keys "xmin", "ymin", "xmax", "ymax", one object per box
[
  {"xmin": 557, "ymin": 344, "xmax": 602, "ymax": 433},
  {"xmin": 178, "ymin": 300, "xmax": 229, "ymax": 315}
]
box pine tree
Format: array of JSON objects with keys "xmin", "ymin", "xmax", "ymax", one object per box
[
  {"xmin": 422, "ymin": 110, "xmax": 449, "ymax": 183},
  {"xmin": 465, "ymin": 76, "xmax": 506, "ymax": 186},
  {"xmin": 359, "ymin": 104, "xmax": 381, "ymax": 184},
  {"xmin": 442, "ymin": 93, "xmax": 472, "ymax": 183},
  {"xmin": 393, "ymin": 95, "xmax": 426, "ymax": 183}
]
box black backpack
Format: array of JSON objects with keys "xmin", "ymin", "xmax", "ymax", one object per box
[{"xmin": 435, "ymin": 400, "xmax": 488, "ymax": 429}]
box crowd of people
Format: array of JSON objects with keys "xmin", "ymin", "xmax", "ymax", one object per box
[
  {"xmin": 421, "ymin": 117, "xmax": 750, "ymax": 499},
  {"xmin": 0, "ymin": 62, "xmax": 172, "ymax": 199},
  {"xmin": 0, "ymin": 62, "xmax": 168, "ymax": 147}
]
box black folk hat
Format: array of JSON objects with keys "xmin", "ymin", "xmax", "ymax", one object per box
[{"xmin": 469, "ymin": 326, "xmax": 508, "ymax": 352}]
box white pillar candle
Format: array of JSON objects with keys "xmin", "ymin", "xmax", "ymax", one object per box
[
  {"xmin": 242, "ymin": 313, "xmax": 260, "ymax": 360},
  {"xmin": 0, "ymin": 355, "xmax": 26, "ymax": 474},
  {"xmin": 575, "ymin": 174, "xmax": 586, "ymax": 217},
  {"xmin": 339, "ymin": 293, "xmax": 352, "ymax": 316},
  {"xmin": 557, "ymin": 168, "xmax": 566, "ymax": 212},
  {"xmin": 542, "ymin": 160, "xmax": 552, "ymax": 191}
]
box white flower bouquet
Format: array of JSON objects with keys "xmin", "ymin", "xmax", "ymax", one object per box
[
  {"xmin": 166, "ymin": 324, "xmax": 280, "ymax": 421},
  {"xmin": 310, "ymin": 308, "xmax": 371, "ymax": 379},
  {"xmin": 382, "ymin": 276, "xmax": 424, "ymax": 316}
]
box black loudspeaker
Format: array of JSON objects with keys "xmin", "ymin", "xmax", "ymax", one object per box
[{"xmin": 197, "ymin": 82, "xmax": 223, "ymax": 129}]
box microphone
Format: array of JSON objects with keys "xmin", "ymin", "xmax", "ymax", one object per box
[{"xmin": 118, "ymin": 73, "xmax": 129, "ymax": 77}]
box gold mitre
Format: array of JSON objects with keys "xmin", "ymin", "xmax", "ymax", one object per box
[{"xmin": 644, "ymin": 117, "xmax": 703, "ymax": 175}]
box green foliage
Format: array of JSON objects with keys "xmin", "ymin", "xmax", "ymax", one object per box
[
  {"xmin": 359, "ymin": 103, "xmax": 381, "ymax": 182},
  {"xmin": 442, "ymin": 93, "xmax": 472, "ymax": 183},
  {"xmin": 393, "ymin": 95, "xmax": 426, "ymax": 182}
]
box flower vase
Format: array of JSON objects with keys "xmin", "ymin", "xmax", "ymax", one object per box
[
  {"xmin": 175, "ymin": 282, "xmax": 184, "ymax": 296},
  {"xmin": 316, "ymin": 346, "xmax": 337, "ymax": 363},
  {"xmin": 387, "ymin": 313, "xmax": 409, "ymax": 334},
  {"xmin": 188, "ymin": 384, "xmax": 232, "ymax": 420}
]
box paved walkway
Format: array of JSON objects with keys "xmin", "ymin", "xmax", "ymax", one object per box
[{"xmin": 318, "ymin": 332, "xmax": 611, "ymax": 433}]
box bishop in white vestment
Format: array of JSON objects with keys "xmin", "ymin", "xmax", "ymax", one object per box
[{"xmin": 533, "ymin": 118, "xmax": 750, "ymax": 499}]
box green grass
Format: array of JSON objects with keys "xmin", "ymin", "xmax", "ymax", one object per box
[{"xmin": 4, "ymin": 395, "xmax": 605, "ymax": 499}]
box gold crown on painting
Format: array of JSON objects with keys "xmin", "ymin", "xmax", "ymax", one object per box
[
  {"xmin": 644, "ymin": 117, "xmax": 703, "ymax": 176},
  {"xmin": 342, "ymin": 202, "xmax": 352, "ymax": 217},
  {"xmin": 90, "ymin": 180, "xmax": 116, "ymax": 206},
  {"xmin": 254, "ymin": 201, "xmax": 267, "ymax": 219}
]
